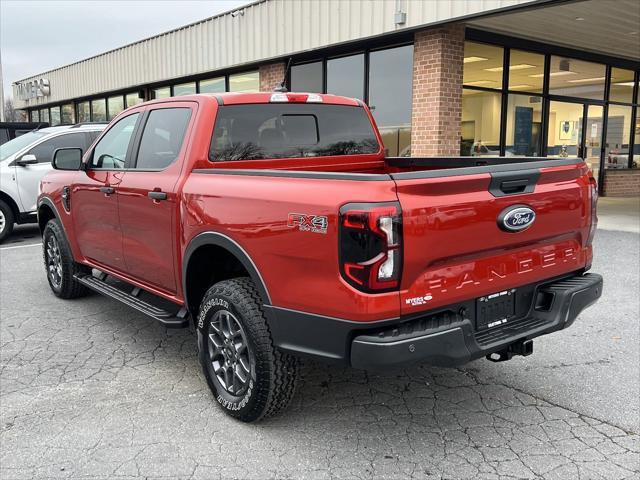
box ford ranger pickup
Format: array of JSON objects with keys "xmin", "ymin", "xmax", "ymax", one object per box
[{"xmin": 38, "ymin": 92, "xmax": 602, "ymax": 422}]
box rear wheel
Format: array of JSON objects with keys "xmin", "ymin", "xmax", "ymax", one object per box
[
  {"xmin": 42, "ymin": 219, "xmax": 90, "ymax": 298},
  {"xmin": 197, "ymin": 278, "xmax": 299, "ymax": 422},
  {"xmin": 0, "ymin": 199, "xmax": 14, "ymax": 242}
]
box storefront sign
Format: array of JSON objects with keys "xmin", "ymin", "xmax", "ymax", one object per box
[{"xmin": 15, "ymin": 78, "xmax": 50, "ymax": 101}]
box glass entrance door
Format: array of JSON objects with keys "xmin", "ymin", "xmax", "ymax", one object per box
[{"xmin": 547, "ymin": 101, "xmax": 604, "ymax": 179}]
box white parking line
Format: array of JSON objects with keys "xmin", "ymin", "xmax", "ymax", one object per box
[{"xmin": 0, "ymin": 242, "xmax": 42, "ymax": 251}]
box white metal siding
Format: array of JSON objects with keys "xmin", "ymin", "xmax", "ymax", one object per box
[{"xmin": 13, "ymin": 0, "xmax": 538, "ymax": 107}]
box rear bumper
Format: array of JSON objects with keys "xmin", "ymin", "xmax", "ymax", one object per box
[{"xmin": 264, "ymin": 272, "xmax": 603, "ymax": 369}]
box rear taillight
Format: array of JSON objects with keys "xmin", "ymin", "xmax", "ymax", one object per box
[
  {"xmin": 587, "ymin": 177, "xmax": 598, "ymax": 246},
  {"xmin": 339, "ymin": 202, "xmax": 402, "ymax": 293}
]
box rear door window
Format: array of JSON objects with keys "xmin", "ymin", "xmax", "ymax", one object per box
[
  {"xmin": 210, "ymin": 104, "xmax": 379, "ymax": 161},
  {"xmin": 134, "ymin": 108, "xmax": 192, "ymax": 170}
]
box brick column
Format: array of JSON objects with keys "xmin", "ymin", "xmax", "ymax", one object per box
[
  {"xmin": 410, "ymin": 25, "xmax": 465, "ymax": 156},
  {"xmin": 259, "ymin": 62, "xmax": 286, "ymax": 92}
]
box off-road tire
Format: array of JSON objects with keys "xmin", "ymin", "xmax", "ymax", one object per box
[
  {"xmin": 0, "ymin": 199, "xmax": 14, "ymax": 242},
  {"xmin": 197, "ymin": 277, "xmax": 299, "ymax": 422},
  {"xmin": 43, "ymin": 219, "xmax": 90, "ymax": 299}
]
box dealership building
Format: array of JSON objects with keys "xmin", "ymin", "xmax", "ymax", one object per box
[{"xmin": 12, "ymin": 0, "xmax": 640, "ymax": 196}]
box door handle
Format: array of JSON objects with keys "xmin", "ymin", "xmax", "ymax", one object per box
[
  {"xmin": 148, "ymin": 191, "xmax": 167, "ymax": 201},
  {"xmin": 100, "ymin": 186, "xmax": 115, "ymax": 195}
]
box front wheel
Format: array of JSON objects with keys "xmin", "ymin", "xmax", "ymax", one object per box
[
  {"xmin": 197, "ymin": 278, "xmax": 299, "ymax": 422},
  {"xmin": 0, "ymin": 199, "xmax": 15, "ymax": 242},
  {"xmin": 42, "ymin": 219, "xmax": 90, "ymax": 298}
]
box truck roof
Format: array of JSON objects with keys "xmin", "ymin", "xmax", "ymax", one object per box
[{"xmin": 142, "ymin": 92, "xmax": 363, "ymax": 107}]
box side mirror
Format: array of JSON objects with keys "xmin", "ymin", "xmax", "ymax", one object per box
[
  {"xmin": 15, "ymin": 154, "xmax": 38, "ymax": 167},
  {"xmin": 52, "ymin": 148, "xmax": 83, "ymax": 171}
]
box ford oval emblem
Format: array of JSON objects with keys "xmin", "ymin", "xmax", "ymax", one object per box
[{"xmin": 498, "ymin": 205, "xmax": 536, "ymax": 232}]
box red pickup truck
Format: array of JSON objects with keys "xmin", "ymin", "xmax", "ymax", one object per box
[{"xmin": 39, "ymin": 92, "xmax": 602, "ymax": 422}]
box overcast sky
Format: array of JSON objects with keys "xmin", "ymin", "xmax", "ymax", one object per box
[{"xmin": 0, "ymin": 0, "xmax": 247, "ymax": 98}]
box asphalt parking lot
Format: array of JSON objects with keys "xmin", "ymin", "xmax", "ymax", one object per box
[{"xmin": 1, "ymin": 204, "xmax": 638, "ymax": 480}]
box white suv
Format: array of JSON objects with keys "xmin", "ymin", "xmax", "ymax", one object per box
[{"xmin": 0, "ymin": 124, "xmax": 106, "ymax": 241}]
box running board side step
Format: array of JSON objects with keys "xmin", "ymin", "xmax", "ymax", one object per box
[{"xmin": 74, "ymin": 274, "xmax": 190, "ymax": 328}]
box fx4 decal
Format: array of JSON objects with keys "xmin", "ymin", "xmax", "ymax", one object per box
[{"xmin": 287, "ymin": 213, "xmax": 328, "ymax": 234}]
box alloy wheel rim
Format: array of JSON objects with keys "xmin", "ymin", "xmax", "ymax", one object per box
[
  {"xmin": 46, "ymin": 235, "xmax": 63, "ymax": 288},
  {"xmin": 0, "ymin": 210, "xmax": 5, "ymax": 233},
  {"xmin": 207, "ymin": 309, "xmax": 252, "ymax": 396}
]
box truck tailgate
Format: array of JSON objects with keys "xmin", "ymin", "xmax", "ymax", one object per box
[{"xmin": 391, "ymin": 158, "xmax": 593, "ymax": 316}]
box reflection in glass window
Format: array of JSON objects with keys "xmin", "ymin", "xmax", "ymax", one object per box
[
  {"xmin": 290, "ymin": 62, "xmax": 323, "ymax": 93},
  {"xmin": 107, "ymin": 96, "xmax": 124, "ymax": 120},
  {"xmin": 369, "ymin": 45, "xmax": 413, "ymax": 127},
  {"xmin": 40, "ymin": 109, "xmax": 49, "ymax": 123},
  {"xmin": 50, "ymin": 107, "xmax": 61, "ymax": 126},
  {"xmin": 77, "ymin": 102, "xmax": 90, "ymax": 123},
  {"xmin": 327, "ymin": 54, "xmax": 364, "ymax": 100},
  {"xmin": 173, "ymin": 82, "xmax": 196, "ymax": 96},
  {"xmin": 368, "ymin": 45, "xmax": 413, "ymax": 157},
  {"xmin": 153, "ymin": 87, "xmax": 171, "ymax": 99},
  {"xmin": 508, "ymin": 50, "xmax": 544, "ymax": 93},
  {"xmin": 548, "ymin": 57, "xmax": 605, "ymax": 100},
  {"xmin": 31, "ymin": 110, "xmax": 40, "ymax": 122},
  {"xmin": 229, "ymin": 71, "xmax": 259, "ymax": 92},
  {"xmin": 463, "ymin": 42, "xmax": 504, "ymax": 90},
  {"xmin": 610, "ymin": 68, "xmax": 635, "ymax": 104},
  {"xmin": 61, "ymin": 104, "xmax": 75, "ymax": 124},
  {"xmin": 136, "ymin": 108, "xmax": 192, "ymax": 170},
  {"xmin": 126, "ymin": 92, "xmax": 143, "ymax": 107},
  {"xmin": 461, "ymin": 90, "xmax": 502, "ymax": 156},
  {"xmin": 505, "ymin": 94, "xmax": 543, "ymax": 156},
  {"xmin": 91, "ymin": 99, "xmax": 107, "ymax": 122},
  {"xmin": 605, "ymin": 104, "xmax": 633, "ymax": 169},
  {"xmin": 199, "ymin": 77, "xmax": 225, "ymax": 93}
]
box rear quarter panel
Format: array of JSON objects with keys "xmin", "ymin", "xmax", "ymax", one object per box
[{"xmin": 181, "ymin": 173, "xmax": 400, "ymax": 321}]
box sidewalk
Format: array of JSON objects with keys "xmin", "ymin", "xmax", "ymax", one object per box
[{"xmin": 597, "ymin": 197, "xmax": 640, "ymax": 233}]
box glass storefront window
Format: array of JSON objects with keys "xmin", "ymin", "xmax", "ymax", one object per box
[
  {"xmin": 77, "ymin": 102, "xmax": 90, "ymax": 123},
  {"xmin": 605, "ymin": 104, "xmax": 633, "ymax": 169},
  {"xmin": 463, "ymin": 42, "xmax": 504, "ymax": 90},
  {"xmin": 610, "ymin": 68, "xmax": 635, "ymax": 104},
  {"xmin": 91, "ymin": 99, "xmax": 107, "ymax": 122},
  {"xmin": 153, "ymin": 86, "xmax": 171, "ymax": 99},
  {"xmin": 548, "ymin": 57, "xmax": 605, "ymax": 100},
  {"xmin": 229, "ymin": 71, "xmax": 259, "ymax": 92},
  {"xmin": 61, "ymin": 104, "xmax": 75, "ymax": 124},
  {"xmin": 174, "ymin": 82, "xmax": 196, "ymax": 96},
  {"xmin": 327, "ymin": 54, "xmax": 364, "ymax": 100},
  {"xmin": 461, "ymin": 89, "xmax": 502, "ymax": 156},
  {"xmin": 50, "ymin": 106, "xmax": 61, "ymax": 126},
  {"xmin": 199, "ymin": 77, "xmax": 225, "ymax": 93},
  {"xmin": 290, "ymin": 61, "xmax": 323, "ymax": 93},
  {"xmin": 369, "ymin": 45, "xmax": 414, "ymax": 157},
  {"xmin": 31, "ymin": 110, "xmax": 40, "ymax": 122},
  {"xmin": 107, "ymin": 95, "xmax": 124, "ymax": 120},
  {"xmin": 634, "ymin": 108, "xmax": 640, "ymax": 168},
  {"xmin": 505, "ymin": 94, "xmax": 543, "ymax": 156},
  {"xmin": 508, "ymin": 50, "xmax": 544, "ymax": 93},
  {"xmin": 40, "ymin": 109, "xmax": 49, "ymax": 123},
  {"xmin": 126, "ymin": 92, "xmax": 143, "ymax": 107}
]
